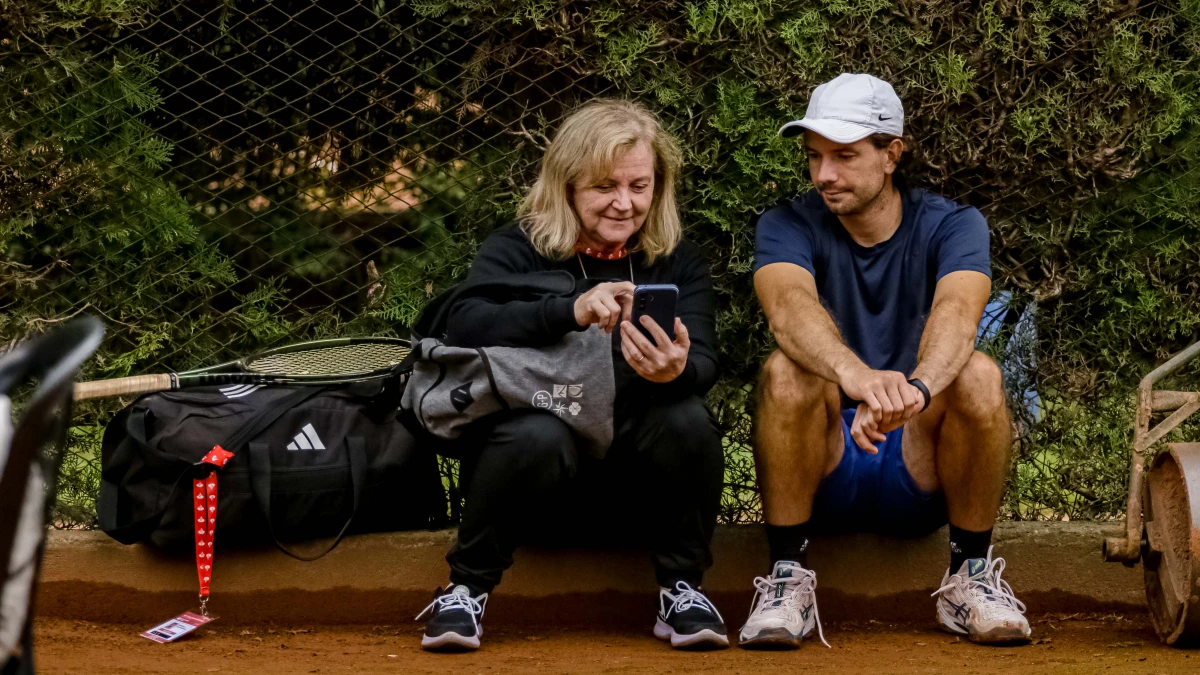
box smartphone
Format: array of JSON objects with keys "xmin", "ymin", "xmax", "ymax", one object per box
[{"xmin": 631, "ymin": 284, "xmax": 678, "ymax": 346}]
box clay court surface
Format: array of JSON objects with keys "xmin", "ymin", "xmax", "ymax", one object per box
[{"xmin": 36, "ymin": 612, "xmax": 1198, "ymax": 674}]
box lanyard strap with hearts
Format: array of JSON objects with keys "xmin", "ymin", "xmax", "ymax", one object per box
[{"xmin": 193, "ymin": 445, "xmax": 234, "ymax": 615}]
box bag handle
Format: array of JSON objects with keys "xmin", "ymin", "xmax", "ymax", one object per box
[
  {"xmin": 224, "ymin": 387, "xmax": 324, "ymax": 452},
  {"xmin": 97, "ymin": 409, "xmax": 190, "ymax": 543},
  {"xmin": 247, "ymin": 436, "xmax": 368, "ymax": 562},
  {"xmin": 474, "ymin": 347, "xmax": 511, "ymax": 411},
  {"xmin": 97, "ymin": 409, "xmax": 148, "ymax": 540}
]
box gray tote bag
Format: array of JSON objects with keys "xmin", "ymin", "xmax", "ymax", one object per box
[{"xmin": 401, "ymin": 325, "xmax": 615, "ymax": 457}]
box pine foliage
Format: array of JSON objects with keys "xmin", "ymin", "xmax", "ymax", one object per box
[{"xmin": 4, "ymin": 0, "xmax": 1200, "ymax": 523}]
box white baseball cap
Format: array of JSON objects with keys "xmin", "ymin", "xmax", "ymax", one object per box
[{"xmin": 779, "ymin": 73, "xmax": 904, "ymax": 143}]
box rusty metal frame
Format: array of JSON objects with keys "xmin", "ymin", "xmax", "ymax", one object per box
[{"xmin": 1103, "ymin": 340, "xmax": 1200, "ymax": 563}]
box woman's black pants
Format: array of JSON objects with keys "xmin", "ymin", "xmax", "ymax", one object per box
[{"xmin": 444, "ymin": 396, "xmax": 724, "ymax": 594}]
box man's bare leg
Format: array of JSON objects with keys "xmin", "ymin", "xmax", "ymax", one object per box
[
  {"xmin": 741, "ymin": 350, "xmax": 843, "ymax": 649},
  {"xmin": 903, "ymin": 351, "xmax": 1011, "ymax": 535},
  {"xmin": 938, "ymin": 352, "xmax": 1012, "ymax": 531},
  {"xmin": 754, "ymin": 350, "xmax": 843, "ymax": 528},
  {"xmin": 903, "ymin": 352, "xmax": 1027, "ymax": 644}
]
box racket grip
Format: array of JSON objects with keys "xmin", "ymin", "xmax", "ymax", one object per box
[{"xmin": 73, "ymin": 374, "xmax": 174, "ymax": 400}]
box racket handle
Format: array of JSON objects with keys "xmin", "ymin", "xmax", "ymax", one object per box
[{"xmin": 73, "ymin": 374, "xmax": 174, "ymax": 400}]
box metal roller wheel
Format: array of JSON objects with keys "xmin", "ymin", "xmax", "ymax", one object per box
[
  {"xmin": 1143, "ymin": 443, "xmax": 1200, "ymax": 645},
  {"xmin": 1101, "ymin": 340, "xmax": 1200, "ymax": 645}
]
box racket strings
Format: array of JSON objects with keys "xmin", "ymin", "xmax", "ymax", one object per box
[{"xmin": 246, "ymin": 343, "xmax": 411, "ymax": 376}]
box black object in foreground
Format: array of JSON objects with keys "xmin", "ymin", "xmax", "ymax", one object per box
[{"xmin": 0, "ymin": 316, "xmax": 105, "ymax": 675}]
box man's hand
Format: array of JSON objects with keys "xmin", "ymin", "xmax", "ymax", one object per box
[
  {"xmin": 849, "ymin": 403, "xmax": 889, "ymax": 454},
  {"xmin": 619, "ymin": 316, "xmax": 690, "ymax": 383},
  {"xmin": 574, "ymin": 281, "xmax": 635, "ymax": 333},
  {"xmin": 837, "ymin": 362, "xmax": 924, "ymax": 438}
]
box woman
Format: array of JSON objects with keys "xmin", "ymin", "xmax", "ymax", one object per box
[{"xmin": 417, "ymin": 99, "xmax": 725, "ymax": 651}]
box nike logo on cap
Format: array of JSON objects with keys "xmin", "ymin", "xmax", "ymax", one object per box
[{"xmin": 879, "ymin": 115, "xmax": 893, "ymax": 121}]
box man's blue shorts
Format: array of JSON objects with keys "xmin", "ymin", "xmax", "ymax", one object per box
[{"xmin": 810, "ymin": 409, "xmax": 947, "ymax": 537}]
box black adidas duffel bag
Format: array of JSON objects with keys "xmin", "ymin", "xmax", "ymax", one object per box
[{"xmin": 97, "ymin": 379, "xmax": 446, "ymax": 556}]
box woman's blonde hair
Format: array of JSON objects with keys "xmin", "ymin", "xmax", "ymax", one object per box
[{"xmin": 518, "ymin": 99, "xmax": 683, "ymax": 264}]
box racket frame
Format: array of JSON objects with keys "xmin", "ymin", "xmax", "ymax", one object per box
[{"xmin": 73, "ymin": 337, "xmax": 411, "ymax": 400}]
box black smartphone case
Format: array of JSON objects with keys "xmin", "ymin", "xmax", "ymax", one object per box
[{"xmin": 631, "ymin": 285, "xmax": 678, "ymax": 346}]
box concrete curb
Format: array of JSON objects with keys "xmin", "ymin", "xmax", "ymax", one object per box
[{"xmin": 38, "ymin": 522, "xmax": 1145, "ymax": 626}]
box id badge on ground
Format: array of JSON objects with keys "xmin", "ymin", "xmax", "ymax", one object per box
[{"xmin": 140, "ymin": 612, "xmax": 213, "ymax": 643}]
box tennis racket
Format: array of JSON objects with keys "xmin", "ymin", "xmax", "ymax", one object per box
[{"xmin": 73, "ymin": 337, "xmax": 411, "ymax": 401}]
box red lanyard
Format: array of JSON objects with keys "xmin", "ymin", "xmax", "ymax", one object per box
[{"xmin": 193, "ymin": 445, "xmax": 234, "ymax": 614}]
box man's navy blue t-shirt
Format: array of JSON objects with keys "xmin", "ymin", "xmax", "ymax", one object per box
[{"xmin": 754, "ymin": 187, "xmax": 991, "ymax": 376}]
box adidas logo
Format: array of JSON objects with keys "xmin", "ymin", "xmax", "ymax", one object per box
[
  {"xmin": 286, "ymin": 423, "xmax": 326, "ymax": 451},
  {"xmin": 220, "ymin": 383, "xmax": 264, "ymax": 399}
]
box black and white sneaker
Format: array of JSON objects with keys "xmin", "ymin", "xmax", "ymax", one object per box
[
  {"xmin": 416, "ymin": 584, "xmax": 488, "ymax": 651},
  {"xmin": 653, "ymin": 581, "xmax": 729, "ymax": 649}
]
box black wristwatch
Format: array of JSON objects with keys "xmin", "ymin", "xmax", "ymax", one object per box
[{"xmin": 908, "ymin": 377, "xmax": 931, "ymax": 412}]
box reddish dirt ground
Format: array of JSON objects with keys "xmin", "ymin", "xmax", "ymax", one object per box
[{"xmin": 35, "ymin": 612, "xmax": 1200, "ymax": 674}]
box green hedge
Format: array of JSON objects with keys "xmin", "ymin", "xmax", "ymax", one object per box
[{"xmin": 4, "ymin": 0, "xmax": 1200, "ymax": 524}]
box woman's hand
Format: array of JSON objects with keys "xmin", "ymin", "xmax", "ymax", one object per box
[
  {"xmin": 620, "ymin": 316, "xmax": 690, "ymax": 383},
  {"xmin": 574, "ymin": 281, "xmax": 636, "ymax": 333}
]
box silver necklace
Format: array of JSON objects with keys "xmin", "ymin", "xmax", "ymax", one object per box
[{"xmin": 577, "ymin": 252, "xmax": 634, "ymax": 284}]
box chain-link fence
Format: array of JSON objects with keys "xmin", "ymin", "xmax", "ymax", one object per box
[{"xmin": 4, "ymin": 0, "xmax": 1200, "ymax": 528}]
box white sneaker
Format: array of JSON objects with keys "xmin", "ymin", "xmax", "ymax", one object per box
[
  {"xmin": 932, "ymin": 546, "xmax": 1031, "ymax": 644},
  {"xmin": 738, "ymin": 561, "xmax": 830, "ymax": 649}
]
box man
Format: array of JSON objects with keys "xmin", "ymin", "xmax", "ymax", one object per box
[{"xmin": 739, "ymin": 73, "xmax": 1030, "ymax": 649}]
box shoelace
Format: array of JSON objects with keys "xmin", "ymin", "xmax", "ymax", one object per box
[
  {"xmin": 931, "ymin": 548, "xmax": 1026, "ymax": 616},
  {"xmin": 662, "ymin": 581, "xmax": 725, "ymax": 625},
  {"xmin": 747, "ymin": 568, "xmax": 830, "ymax": 648},
  {"xmin": 415, "ymin": 586, "xmax": 488, "ymax": 632}
]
